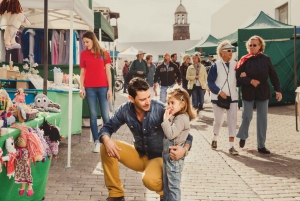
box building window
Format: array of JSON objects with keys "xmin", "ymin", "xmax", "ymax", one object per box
[{"xmin": 277, "ymin": 3, "xmax": 288, "ymax": 24}]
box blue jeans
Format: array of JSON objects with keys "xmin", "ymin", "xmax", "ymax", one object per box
[
  {"xmin": 160, "ymin": 84, "xmax": 175, "ymax": 103},
  {"xmin": 236, "ymin": 99, "xmax": 268, "ymax": 149},
  {"xmin": 163, "ymin": 138, "xmax": 185, "ymax": 201},
  {"xmin": 85, "ymin": 87, "xmax": 110, "ymax": 142},
  {"xmin": 191, "ymin": 85, "xmax": 204, "ymax": 110}
]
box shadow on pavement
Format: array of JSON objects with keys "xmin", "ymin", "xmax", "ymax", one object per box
[{"xmin": 218, "ymin": 150, "xmax": 300, "ymax": 179}]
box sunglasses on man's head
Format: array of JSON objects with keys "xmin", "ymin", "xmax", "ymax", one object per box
[
  {"xmin": 249, "ymin": 44, "xmax": 258, "ymax": 47},
  {"xmin": 222, "ymin": 49, "xmax": 233, "ymax": 52}
]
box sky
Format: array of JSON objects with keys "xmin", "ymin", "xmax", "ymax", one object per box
[{"xmin": 94, "ymin": 0, "xmax": 229, "ymax": 43}]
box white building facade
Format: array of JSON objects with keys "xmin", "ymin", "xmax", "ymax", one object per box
[{"xmin": 211, "ymin": 0, "xmax": 300, "ymax": 38}]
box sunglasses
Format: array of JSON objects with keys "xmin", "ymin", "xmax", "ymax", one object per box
[
  {"xmin": 222, "ymin": 49, "xmax": 233, "ymax": 52},
  {"xmin": 249, "ymin": 44, "xmax": 258, "ymax": 47}
]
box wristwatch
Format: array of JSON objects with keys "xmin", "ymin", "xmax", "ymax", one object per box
[{"xmin": 183, "ymin": 146, "xmax": 189, "ymax": 157}]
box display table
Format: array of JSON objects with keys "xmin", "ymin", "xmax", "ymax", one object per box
[
  {"xmin": 3, "ymin": 88, "xmax": 82, "ymax": 137},
  {"xmin": 0, "ymin": 113, "xmax": 61, "ymax": 201}
]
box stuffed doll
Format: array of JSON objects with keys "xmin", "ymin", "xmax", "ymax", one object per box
[
  {"xmin": 40, "ymin": 119, "xmax": 62, "ymax": 159},
  {"xmin": 0, "ymin": 89, "xmax": 12, "ymax": 111},
  {"xmin": 33, "ymin": 128, "xmax": 49, "ymax": 161},
  {"xmin": 0, "ymin": 0, "xmax": 31, "ymax": 49},
  {"xmin": 14, "ymin": 135, "xmax": 34, "ymax": 196},
  {"xmin": 2, "ymin": 137, "xmax": 17, "ymax": 179},
  {"xmin": 13, "ymin": 88, "xmax": 26, "ymax": 104},
  {"xmin": 30, "ymin": 94, "xmax": 61, "ymax": 113}
]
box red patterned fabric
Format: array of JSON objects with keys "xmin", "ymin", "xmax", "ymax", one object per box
[{"xmin": 235, "ymin": 51, "xmax": 262, "ymax": 71}]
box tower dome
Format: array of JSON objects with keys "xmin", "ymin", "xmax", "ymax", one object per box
[{"xmin": 175, "ymin": 4, "xmax": 187, "ymax": 13}]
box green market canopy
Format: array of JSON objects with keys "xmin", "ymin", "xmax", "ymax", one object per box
[{"xmin": 185, "ymin": 34, "xmax": 219, "ymax": 55}]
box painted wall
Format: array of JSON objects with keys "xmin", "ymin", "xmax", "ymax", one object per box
[{"xmin": 211, "ymin": 0, "xmax": 300, "ymax": 39}]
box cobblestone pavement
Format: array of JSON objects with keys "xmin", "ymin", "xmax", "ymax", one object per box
[{"xmin": 45, "ymin": 91, "xmax": 300, "ymax": 201}]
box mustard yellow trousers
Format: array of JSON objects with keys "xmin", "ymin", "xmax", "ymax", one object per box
[{"xmin": 100, "ymin": 140, "xmax": 163, "ymax": 197}]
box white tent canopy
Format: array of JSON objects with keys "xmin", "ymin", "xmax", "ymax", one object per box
[
  {"xmin": 18, "ymin": 0, "xmax": 93, "ymax": 167},
  {"xmin": 117, "ymin": 46, "xmax": 138, "ymax": 74},
  {"xmin": 20, "ymin": 0, "xmax": 94, "ymax": 30}
]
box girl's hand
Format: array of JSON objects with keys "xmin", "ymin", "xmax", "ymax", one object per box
[
  {"xmin": 164, "ymin": 108, "xmax": 172, "ymax": 121},
  {"xmin": 107, "ymin": 89, "xmax": 112, "ymax": 100}
]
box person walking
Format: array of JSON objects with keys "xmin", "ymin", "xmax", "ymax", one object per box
[
  {"xmin": 129, "ymin": 50, "xmax": 148, "ymax": 79},
  {"xmin": 153, "ymin": 53, "xmax": 181, "ymax": 103},
  {"xmin": 145, "ymin": 55, "xmax": 156, "ymax": 97},
  {"xmin": 122, "ymin": 60, "xmax": 130, "ymax": 93},
  {"xmin": 207, "ymin": 40, "xmax": 239, "ymax": 155},
  {"xmin": 162, "ymin": 87, "xmax": 196, "ymax": 201},
  {"xmin": 79, "ymin": 31, "xmax": 112, "ymax": 153},
  {"xmin": 179, "ymin": 55, "xmax": 191, "ymax": 91},
  {"xmin": 186, "ymin": 53, "xmax": 208, "ymax": 116},
  {"xmin": 99, "ymin": 78, "xmax": 193, "ymax": 201},
  {"xmin": 235, "ymin": 35, "xmax": 282, "ymax": 154}
]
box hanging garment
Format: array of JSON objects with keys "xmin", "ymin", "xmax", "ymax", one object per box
[
  {"xmin": 51, "ymin": 30, "xmax": 59, "ymax": 65},
  {"xmin": 63, "ymin": 30, "xmax": 70, "ymax": 65},
  {"xmin": 58, "ymin": 30, "xmax": 65, "ymax": 64}
]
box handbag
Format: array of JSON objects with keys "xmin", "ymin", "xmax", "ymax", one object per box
[{"xmin": 216, "ymin": 62, "xmax": 232, "ymax": 109}]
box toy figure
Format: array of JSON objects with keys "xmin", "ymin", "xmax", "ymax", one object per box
[
  {"xmin": 30, "ymin": 94, "xmax": 61, "ymax": 113},
  {"xmin": 8, "ymin": 124, "xmax": 45, "ymax": 196},
  {"xmin": 2, "ymin": 137, "xmax": 17, "ymax": 179},
  {"xmin": 13, "ymin": 88, "xmax": 26, "ymax": 104},
  {"xmin": 0, "ymin": 0, "xmax": 31, "ymax": 49}
]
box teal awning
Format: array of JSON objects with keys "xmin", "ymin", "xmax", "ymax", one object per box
[
  {"xmin": 185, "ymin": 35, "xmax": 219, "ymax": 55},
  {"xmin": 94, "ymin": 12, "xmax": 114, "ymax": 42}
]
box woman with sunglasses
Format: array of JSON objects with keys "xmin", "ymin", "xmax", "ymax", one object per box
[
  {"xmin": 207, "ymin": 40, "xmax": 239, "ymax": 155},
  {"xmin": 235, "ymin": 35, "xmax": 282, "ymax": 154}
]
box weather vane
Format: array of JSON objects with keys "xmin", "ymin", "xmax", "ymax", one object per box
[{"xmin": 180, "ymin": 0, "xmax": 182, "ymax": 4}]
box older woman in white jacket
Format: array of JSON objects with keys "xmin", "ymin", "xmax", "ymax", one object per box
[
  {"xmin": 207, "ymin": 40, "xmax": 239, "ymax": 155},
  {"xmin": 186, "ymin": 53, "xmax": 208, "ymax": 115}
]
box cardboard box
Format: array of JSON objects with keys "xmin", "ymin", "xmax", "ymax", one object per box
[
  {"xmin": 6, "ymin": 70, "xmax": 20, "ymax": 79},
  {"xmin": 0, "ymin": 69, "xmax": 7, "ymax": 79},
  {"xmin": 16, "ymin": 82, "xmax": 29, "ymax": 89},
  {"xmin": 16, "ymin": 74, "xmax": 27, "ymax": 80}
]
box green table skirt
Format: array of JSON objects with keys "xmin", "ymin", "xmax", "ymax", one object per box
[{"xmin": 0, "ymin": 113, "xmax": 61, "ymax": 201}]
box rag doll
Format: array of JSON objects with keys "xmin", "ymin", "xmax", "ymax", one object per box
[
  {"xmin": 2, "ymin": 137, "xmax": 17, "ymax": 179},
  {"xmin": 13, "ymin": 88, "xmax": 26, "ymax": 104},
  {"xmin": 0, "ymin": 0, "xmax": 31, "ymax": 49},
  {"xmin": 7, "ymin": 124, "xmax": 45, "ymax": 196},
  {"xmin": 33, "ymin": 128, "xmax": 49, "ymax": 161}
]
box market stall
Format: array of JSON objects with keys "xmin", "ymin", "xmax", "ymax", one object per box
[{"xmin": 0, "ymin": 112, "xmax": 61, "ymax": 201}]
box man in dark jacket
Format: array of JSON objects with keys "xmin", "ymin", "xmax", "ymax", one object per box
[
  {"xmin": 122, "ymin": 60, "xmax": 130, "ymax": 93},
  {"xmin": 153, "ymin": 53, "xmax": 181, "ymax": 103}
]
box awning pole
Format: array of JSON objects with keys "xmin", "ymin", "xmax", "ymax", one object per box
[
  {"xmin": 294, "ymin": 26, "xmax": 298, "ymax": 132},
  {"xmin": 67, "ymin": 10, "xmax": 74, "ymax": 167},
  {"xmin": 43, "ymin": 0, "xmax": 48, "ymax": 95}
]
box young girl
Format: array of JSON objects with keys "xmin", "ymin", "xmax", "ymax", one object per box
[{"xmin": 161, "ymin": 87, "xmax": 196, "ymax": 201}]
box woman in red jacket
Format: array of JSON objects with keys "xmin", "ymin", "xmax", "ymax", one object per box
[{"xmin": 79, "ymin": 31, "xmax": 112, "ymax": 153}]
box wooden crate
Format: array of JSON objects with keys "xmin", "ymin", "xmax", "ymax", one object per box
[
  {"xmin": 6, "ymin": 70, "xmax": 20, "ymax": 79},
  {"xmin": 0, "ymin": 69, "xmax": 7, "ymax": 79},
  {"xmin": 16, "ymin": 74, "xmax": 27, "ymax": 80},
  {"xmin": 16, "ymin": 82, "xmax": 29, "ymax": 89}
]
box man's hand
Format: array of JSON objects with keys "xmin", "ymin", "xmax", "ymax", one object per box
[
  {"xmin": 219, "ymin": 91, "xmax": 227, "ymax": 99},
  {"xmin": 102, "ymin": 136, "xmax": 121, "ymax": 160},
  {"xmin": 169, "ymin": 145, "xmax": 186, "ymax": 160},
  {"xmin": 250, "ymin": 79, "xmax": 260, "ymax": 87},
  {"xmin": 137, "ymin": 71, "xmax": 143, "ymax": 75}
]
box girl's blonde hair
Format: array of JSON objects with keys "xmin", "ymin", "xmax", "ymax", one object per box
[
  {"xmin": 166, "ymin": 87, "xmax": 197, "ymax": 120},
  {"xmin": 82, "ymin": 31, "xmax": 107, "ymax": 61},
  {"xmin": 246, "ymin": 35, "xmax": 266, "ymax": 53}
]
